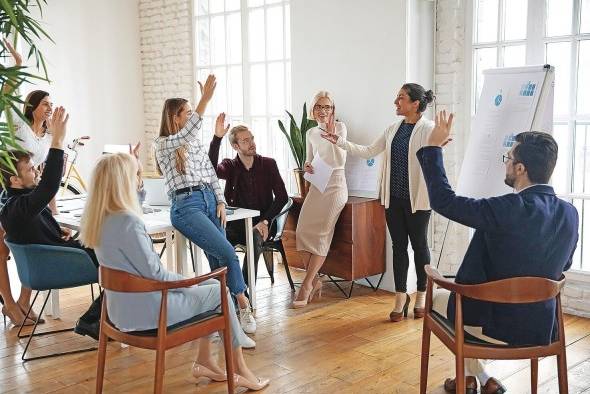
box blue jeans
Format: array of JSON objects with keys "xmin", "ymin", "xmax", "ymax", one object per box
[{"xmin": 170, "ymin": 187, "xmax": 247, "ymax": 296}]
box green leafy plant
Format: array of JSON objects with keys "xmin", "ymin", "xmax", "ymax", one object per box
[
  {"xmin": 277, "ymin": 103, "xmax": 317, "ymax": 169},
  {"xmin": 0, "ymin": 0, "xmax": 51, "ymax": 187}
]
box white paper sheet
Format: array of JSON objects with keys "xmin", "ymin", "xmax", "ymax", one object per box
[{"xmin": 303, "ymin": 155, "xmax": 334, "ymax": 193}]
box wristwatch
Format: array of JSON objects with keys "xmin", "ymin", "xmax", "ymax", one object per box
[{"xmin": 262, "ymin": 219, "xmax": 269, "ymax": 226}]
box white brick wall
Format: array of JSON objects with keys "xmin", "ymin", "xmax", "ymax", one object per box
[
  {"xmin": 139, "ymin": 0, "xmax": 194, "ymax": 172},
  {"xmin": 434, "ymin": 0, "xmax": 589, "ymax": 316}
]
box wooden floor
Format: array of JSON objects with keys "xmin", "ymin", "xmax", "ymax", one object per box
[{"xmin": 2, "ymin": 260, "xmax": 590, "ymax": 393}]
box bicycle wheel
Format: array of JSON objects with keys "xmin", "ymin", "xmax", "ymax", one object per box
[{"xmin": 59, "ymin": 182, "xmax": 83, "ymax": 197}]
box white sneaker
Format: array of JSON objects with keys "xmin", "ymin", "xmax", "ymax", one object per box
[
  {"xmin": 239, "ymin": 304, "xmax": 257, "ymax": 334},
  {"xmin": 242, "ymin": 335, "xmax": 256, "ymax": 349}
]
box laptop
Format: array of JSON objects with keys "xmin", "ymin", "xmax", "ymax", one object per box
[{"xmin": 143, "ymin": 177, "xmax": 170, "ymax": 206}]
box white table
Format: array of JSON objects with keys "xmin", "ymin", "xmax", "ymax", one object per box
[{"xmin": 51, "ymin": 196, "xmax": 260, "ymax": 318}]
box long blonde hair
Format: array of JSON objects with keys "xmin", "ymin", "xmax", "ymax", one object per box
[
  {"xmin": 158, "ymin": 98, "xmax": 189, "ymax": 175},
  {"xmin": 79, "ymin": 153, "xmax": 141, "ymax": 248}
]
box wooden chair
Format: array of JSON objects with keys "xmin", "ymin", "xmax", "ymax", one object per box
[
  {"xmin": 95, "ymin": 266, "xmax": 235, "ymax": 394},
  {"xmin": 420, "ymin": 266, "xmax": 568, "ymax": 394}
]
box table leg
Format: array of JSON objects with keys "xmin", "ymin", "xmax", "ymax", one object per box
[
  {"xmin": 174, "ymin": 231, "xmax": 189, "ymax": 276},
  {"xmin": 193, "ymin": 243, "xmax": 204, "ymax": 276},
  {"xmin": 165, "ymin": 232, "xmax": 174, "ymax": 272},
  {"xmin": 50, "ymin": 290, "xmax": 60, "ymax": 318},
  {"xmin": 245, "ymin": 217, "xmax": 256, "ymax": 310}
]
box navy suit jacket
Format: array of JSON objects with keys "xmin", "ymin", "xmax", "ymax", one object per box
[{"xmin": 417, "ymin": 147, "xmax": 578, "ymax": 346}]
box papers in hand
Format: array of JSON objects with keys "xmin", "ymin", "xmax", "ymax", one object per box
[{"xmin": 303, "ymin": 155, "xmax": 334, "ymax": 193}]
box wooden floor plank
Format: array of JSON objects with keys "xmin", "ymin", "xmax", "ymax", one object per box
[{"xmin": 1, "ymin": 261, "xmax": 590, "ymax": 393}]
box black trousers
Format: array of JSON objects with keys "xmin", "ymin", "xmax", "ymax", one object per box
[
  {"xmin": 76, "ymin": 244, "xmax": 102, "ymax": 323},
  {"xmin": 225, "ymin": 221, "xmax": 265, "ymax": 287},
  {"xmin": 385, "ymin": 197, "xmax": 431, "ymax": 293}
]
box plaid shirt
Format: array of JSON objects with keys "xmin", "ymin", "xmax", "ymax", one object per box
[{"xmin": 155, "ymin": 113, "xmax": 226, "ymax": 204}]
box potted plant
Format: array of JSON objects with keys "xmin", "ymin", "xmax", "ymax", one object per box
[
  {"xmin": 0, "ymin": 0, "xmax": 51, "ymax": 187},
  {"xmin": 277, "ymin": 103, "xmax": 317, "ymax": 197}
]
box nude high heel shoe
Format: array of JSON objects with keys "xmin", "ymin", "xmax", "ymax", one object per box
[
  {"xmin": 192, "ymin": 362, "xmax": 227, "ymax": 382},
  {"xmin": 389, "ymin": 293, "xmax": 410, "ymax": 322},
  {"xmin": 234, "ymin": 374, "xmax": 270, "ymax": 391}
]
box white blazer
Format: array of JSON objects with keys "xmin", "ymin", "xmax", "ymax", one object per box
[{"xmin": 336, "ymin": 117, "xmax": 434, "ymax": 212}]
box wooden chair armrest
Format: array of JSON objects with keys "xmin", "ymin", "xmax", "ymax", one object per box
[
  {"xmin": 425, "ymin": 265, "xmax": 463, "ymax": 293},
  {"xmin": 159, "ymin": 267, "xmax": 228, "ymax": 290}
]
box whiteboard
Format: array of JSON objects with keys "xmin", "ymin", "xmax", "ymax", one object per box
[{"xmin": 456, "ymin": 65, "xmax": 555, "ymax": 198}]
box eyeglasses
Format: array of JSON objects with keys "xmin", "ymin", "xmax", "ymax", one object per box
[
  {"xmin": 314, "ymin": 104, "xmax": 333, "ymax": 112},
  {"xmin": 502, "ymin": 154, "xmax": 515, "ymax": 164},
  {"xmin": 237, "ymin": 136, "xmax": 255, "ymax": 145}
]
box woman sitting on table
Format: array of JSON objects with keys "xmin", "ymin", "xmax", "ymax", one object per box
[
  {"xmin": 153, "ymin": 75, "xmax": 256, "ymax": 335},
  {"xmin": 79, "ymin": 153, "xmax": 269, "ymax": 391}
]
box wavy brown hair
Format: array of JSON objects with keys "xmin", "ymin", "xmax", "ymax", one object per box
[{"xmin": 157, "ymin": 98, "xmax": 189, "ymax": 175}]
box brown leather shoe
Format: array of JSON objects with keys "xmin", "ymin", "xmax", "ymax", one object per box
[
  {"xmin": 413, "ymin": 307, "xmax": 425, "ymax": 318},
  {"xmin": 389, "ymin": 294, "xmax": 410, "ymax": 322},
  {"xmin": 443, "ymin": 376, "xmax": 477, "ymax": 394},
  {"xmin": 481, "ymin": 377, "xmax": 506, "ymax": 394}
]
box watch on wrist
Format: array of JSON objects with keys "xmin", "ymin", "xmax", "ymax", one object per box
[{"xmin": 262, "ymin": 219, "xmax": 269, "ymax": 226}]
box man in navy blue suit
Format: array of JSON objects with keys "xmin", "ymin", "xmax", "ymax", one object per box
[{"xmin": 416, "ymin": 111, "xmax": 579, "ymax": 394}]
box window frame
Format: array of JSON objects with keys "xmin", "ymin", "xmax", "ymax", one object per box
[{"xmin": 467, "ymin": 0, "xmax": 590, "ymax": 275}]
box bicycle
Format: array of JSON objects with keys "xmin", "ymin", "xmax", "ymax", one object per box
[{"xmin": 60, "ymin": 136, "xmax": 90, "ymax": 196}]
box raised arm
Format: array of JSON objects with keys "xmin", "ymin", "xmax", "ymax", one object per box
[
  {"xmin": 18, "ymin": 107, "xmax": 68, "ymax": 216},
  {"xmin": 321, "ymin": 122, "xmax": 387, "ymax": 159},
  {"xmin": 208, "ymin": 112, "xmax": 232, "ymax": 179},
  {"xmin": 157, "ymin": 75, "xmax": 217, "ymax": 154}
]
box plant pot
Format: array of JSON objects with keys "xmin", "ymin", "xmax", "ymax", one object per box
[{"xmin": 293, "ymin": 169, "xmax": 310, "ymax": 198}]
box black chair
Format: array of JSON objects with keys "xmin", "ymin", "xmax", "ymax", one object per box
[{"xmin": 236, "ymin": 198, "xmax": 295, "ymax": 292}]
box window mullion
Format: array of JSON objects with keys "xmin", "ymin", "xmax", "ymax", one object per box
[
  {"xmin": 240, "ymin": 0, "xmax": 251, "ymax": 126},
  {"xmin": 527, "ymin": 0, "xmax": 545, "ymax": 63}
]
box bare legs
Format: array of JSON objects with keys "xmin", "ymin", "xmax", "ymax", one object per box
[
  {"xmin": 0, "ymin": 230, "xmax": 34, "ymax": 325},
  {"xmin": 294, "ymin": 253, "xmax": 325, "ymax": 304},
  {"xmin": 195, "ymin": 339, "xmax": 260, "ymax": 382}
]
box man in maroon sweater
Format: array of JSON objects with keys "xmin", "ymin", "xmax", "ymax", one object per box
[{"xmin": 208, "ymin": 113, "xmax": 288, "ymax": 286}]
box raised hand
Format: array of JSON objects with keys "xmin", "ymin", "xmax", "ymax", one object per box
[
  {"xmin": 3, "ymin": 38, "xmax": 22, "ymax": 66},
  {"xmin": 196, "ymin": 74, "xmax": 217, "ymax": 116},
  {"xmin": 303, "ymin": 162, "xmax": 314, "ymax": 174},
  {"xmin": 49, "ymin": 106, "xmax": 69, "ymax": 149},
  {"xmin": 427, "ymin": 110, "xmax": 454, "ymax": 147},
  {"xmin": 326, "ymin": 113, "xmax": 336, "ymax": 135},
  {"xmin": 130, "ymin": 141, "xmax": 143, "ymax": 177},
  {"xmin": 215, "ymin": 112, "xmax": 230, "ymax": 138},
  {"xmin": 320, "ymin": 131, "xmax": 339, "ymax": 145}
]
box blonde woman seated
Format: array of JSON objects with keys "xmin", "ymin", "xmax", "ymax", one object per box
[{"xmin": 79, "ymin": 153, "xmax": 269, "ymax": 391}]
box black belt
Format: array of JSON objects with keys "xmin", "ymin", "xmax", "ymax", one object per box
[{"xmin": 175, "ymin": 184, "xmax": 206, "ymax": 195}]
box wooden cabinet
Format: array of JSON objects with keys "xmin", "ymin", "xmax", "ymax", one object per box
[{"xmin": 282, "ymin": 196, "xmax": 386, "ymax": 281}]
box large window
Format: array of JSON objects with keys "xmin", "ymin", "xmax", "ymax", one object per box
[
  {"xmin": 471, "ymin": 0, "xmax": 590, "ymax": 271},
  {"xmin": 194, "ymin": 0, "xmax": 293, "ymax": 189}
]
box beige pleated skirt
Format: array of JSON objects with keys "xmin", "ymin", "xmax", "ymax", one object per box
[{"xmin": 296, "ymin": 170, "xmax": 348, "ymax": 256}]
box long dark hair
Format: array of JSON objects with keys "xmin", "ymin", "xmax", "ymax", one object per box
[
  {"xmin": 23, "ymin": 90, "xmax": 50, "ymax": 131},
  {"xmin": 401, "ymin": 83, "xmax": 435, "ymax": 113},
  {"xmin": 157, "ymin": 98, "xmax": 189, "ymax": 175}
]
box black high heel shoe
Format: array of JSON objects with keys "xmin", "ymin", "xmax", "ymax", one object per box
[{"xmin": 389, "ymin": 293, "xmax": 410, "ymax": 322}]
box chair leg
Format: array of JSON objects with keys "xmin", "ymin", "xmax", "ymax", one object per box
[
  {"xmin": 159, "ymin": 242, "xmax": 166, "ymax": 258},
  {"xmin": 277, "ymin": 242, "xmax": 295, "ymax": 292},
  {"xmin": 96, "ymin": 329, "xmax": 108, "ymax": 393},
  {"xmin": 154, "ymin": 349, "xmax": 165, "ymax": 394},
  {"xmin": 222, "ymin": 328, "xmax": 235, "ymax": 393},
  {"xmin": 557, "ymin": 350, "xmax": 569, "ymax": 394},
  {"xmin": 419, "ymin": 323, "xmax": 431, "ymax": 394},
  {"xmin": 531, "ymin": 358, "xmax": 538, "ymax": 394},
  {"xmin": 455, "ymin": 355, "xmax": 465, "ymax": 394},
  {"xmin": 263, "ymin": 250, "xmax": 274, "ymax": 284}
]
